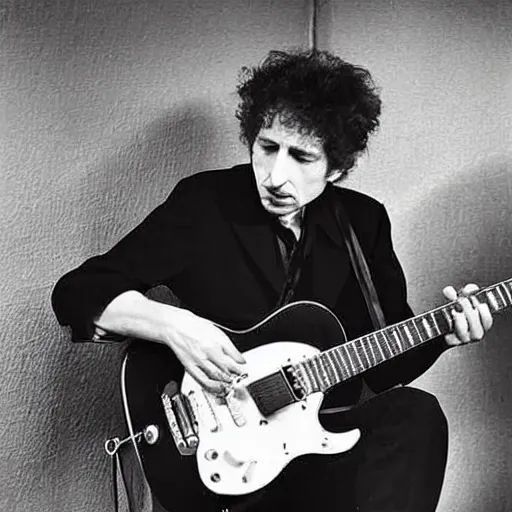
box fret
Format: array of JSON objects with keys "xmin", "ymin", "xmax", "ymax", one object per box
[
  {"xmin": 421, "ymin": 317, "xmax": 434, "ymax": 338},
  {"xmin": 302, "ymin": 361, "xmax": 317, "ymax": 391},
  {"xmin": 411, "ymin": 319, "xmax": 423, "ymax": 344},
  {"xmin": 368, "ymin": 338, "xmax": 378, "ymax": 366},
  {"xmin": 329, "ymin": 348, "xmax": 342, "ymax": 378},
  {"xmin": 342, "ymin": 344, "xmax": 356, "ymax": 373},
  {"xmin": 397, "ymin": 326, "xmax": 409, "ymax": 352},
  {"xmin": 313, "ymin": 355, "xmax": 329, "ymax": 388},
  {"xmin": 501, "ymin": 283, "xmax": 512, "ymax": 304},
  {"xmin": 486, "ymin": 290, "xmax": 499, "ymax": 311},
  {"xmin": 325, "ymin": 351, "xmax": 341, "ymax": 381},
  {"xmin": 429, "ymin": 312, "xmax": 442, "ymax": 336},
  {"xmin": 333, "ymin": 346, "xmax": 351, "ymax": 379},
  {"xmin": 440, "ymin": 309, "xmax": 453, "ymax": 332},
  {"xmin": 495, "ymin": 286, "xmax": 506, "ymax": 307},
  {"xmin": 345, "ymin": 344, "xmax": 360, "ymax": 374},
  {"xmin": 403, "ymin": 324, "xmax": 414, "ymax": 346},
  {"xmin": 352, "ymin": 341, "xmax": 365, "ymax": 371},
  {"xmin": 324, "ymin": 355, "xmax": 335, "ymax": 386},
  {"xmin": 300, "ymin": 364, "xmax": 314, "ymax": 394},
  {"xmin": 318, "ymin": 355, "xmax": 331, "ymax": 388},
  {"xmin": 344, "ymin": 344, "xmax": 358, "ymax": 376},
  {"xmin": 309, "ymin": 359, "xmax": 323, "ymax": 390},
  {"xmin": 360, "ymin": 341, "xmax": 372, "ymax": 369},
  {"xmin": 492, "ymin": 287, "xmax": 504, "ymax": 309},
  {"xmin": 441, "ymin": 308, "xmax": 453, "ymax": 330},
  {"xmin": 312, "ymin": 359, "xmax": 324, "ymax": 390},
  {"xmin": 412, "ymin": 319, "xmax": 423, "ymax": 340},
  {"xmin": 411, "ymin": 318, "xmax": 425, "ymax": 345},
  {"xmin": 316, "ymin": 354, "xmax": 329, "ymax": 385},
  {"xmin": 391, "ymin": 329, "xmax": 403, "ymax": 352},
  {"xmin": 327, "ymin": 351, "xmax": 339, "ymax": 383},
  {"xmin": 375, "ymin": 334, "xmax": 386, "ymax": 361},
  {"xmin": 401, "ymin": 324, "xmax": 411, "ymax": 348},
  {"xmin": 379, "ymin": 331, "xmax": 394, "ymax": 358}
]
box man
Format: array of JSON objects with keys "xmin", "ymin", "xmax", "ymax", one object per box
[{"xmin": 52, "ymin": 49, "xmax": 493, "ymax": 512}]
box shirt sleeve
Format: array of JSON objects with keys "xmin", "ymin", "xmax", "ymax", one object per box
[
  {"xmin": 51, "ymin": 178, "xmax": 195, "ymax": 342},
  {"xmin": 362, "ymin": 204, "xmax": 448, "ymax": 392}
]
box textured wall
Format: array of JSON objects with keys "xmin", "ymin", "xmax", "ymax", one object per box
[
  {"xmin": 318, "ymin": 1, "xmax": 512, "ymax": 511},
  {"xmin": 3, "ymin": 0, "xmax": 511, "ymax": 510},
  {"xmin": 0, "ymin": 1, "xmax": 308, "ymax": 510}
]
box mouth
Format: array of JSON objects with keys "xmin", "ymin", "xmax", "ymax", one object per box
[
  {"xmin": 265, "ymin": 188, "xmax": 294, "ymax": 201},
  {"xmin": 266, "ymin": 194, "xmax": 294, "ymax": 206}
]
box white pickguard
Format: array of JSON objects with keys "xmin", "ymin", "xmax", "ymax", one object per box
[{"xmin": 181, "ymin": 341, "xmax": 360, "ymax": 496}]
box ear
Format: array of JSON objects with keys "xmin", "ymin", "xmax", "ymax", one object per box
[{"xmin": 326, "ymin": 169, "xmax": 343, "ymax": 183}]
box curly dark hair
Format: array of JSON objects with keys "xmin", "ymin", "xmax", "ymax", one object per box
[{"xmin": 236, "ymin": 49, "xmax": 382, "ymax": 180}]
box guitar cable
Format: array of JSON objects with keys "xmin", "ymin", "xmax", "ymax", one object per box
[
  {"xmin": 112, "ymin": 443, "xmax": 138, "ymax": 512},
  {"xmin": 106, "ymin": 436, "xmax": 139, "ymax": 512}
]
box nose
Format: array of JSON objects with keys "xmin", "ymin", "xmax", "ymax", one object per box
[{"xmin": 266, "ymin": 149, "xmax": 289, "ymax": 189}]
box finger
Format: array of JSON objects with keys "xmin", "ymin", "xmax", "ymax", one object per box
[
  {"xmin": 457, "ymin": 297, "xmax": 484, "ymax": 341},
  {"xmin": 206, "ymin": 349, "xmax": 245, "ymax": 378},
  {"xmin": 221, "ymin": 341, "xmax": 246, "ymax": 365},
  {"xmin": 214, "ymin": 332, "xmax": 246, "ymax": 365},
  {"xmin": 187, "ymin": 366, "xmax": 227, "ymax": 395},
  {"xmin": 221, "ymin": 357, "xmax": 247, "ymax": 377},
  {"xmin": 451, "ymin": 309, "xmax": 470, "ymax": 344},
  {"xmin": 200, "ymin": 359, "xmax": 234, "ymax": 384},
  {"xmin": 459, "ymin": 283, "xmax": 479, "ymax": 297},
  {"xmin": 208, "ymin": 324, "xmax": 246, "ymax": 366},
  {"xmin": 471, "ymin": 296, "xmax": 493, "ymax": 331},
  {"xmin": 216, "ymin": 353, "xmax": 245, "ymax": 376},
  {"xmin": 444, "ymin": 332, "xmax": 460, "ymax": 347},
  {"xmin": 443, "ymin": 286, "xmax": 458, "ymax": 301}
]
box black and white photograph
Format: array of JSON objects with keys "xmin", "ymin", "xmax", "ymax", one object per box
[{"xmin": 1, "ymin": 1, "xmax": 511, "ymax": 511}]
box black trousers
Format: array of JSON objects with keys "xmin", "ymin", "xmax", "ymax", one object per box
[{"xmin": 234, "ymin": 386, "xmax": 449, "ymax": 512}]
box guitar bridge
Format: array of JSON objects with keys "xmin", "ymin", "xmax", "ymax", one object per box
[{"xmin": 161, "ymin": 382, "xmax": 199, "ymax": 456}]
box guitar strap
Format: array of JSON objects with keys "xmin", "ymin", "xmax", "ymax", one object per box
[
  {"xmin": 331, "ymin": 197, "xmax": 387, "ymax": 402},
  {"xmin": 332, "ymin": 199, "xmax": 387, "ymax": 330}
]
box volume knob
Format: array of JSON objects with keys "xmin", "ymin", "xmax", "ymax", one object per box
[
  {"xmin": 144, "ymin": 425, "xmax": 159, "ymax": 445},
  {"xmin": 205, "ymin": 449, "xmax": 219, "ymax": 461}
]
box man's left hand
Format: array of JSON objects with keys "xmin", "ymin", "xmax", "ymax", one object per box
[{"xmin": 443, "ymin": 284, "xmax": 493, "ymax": 346}]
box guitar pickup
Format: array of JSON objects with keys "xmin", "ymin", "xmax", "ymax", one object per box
[{"xmin": 161, "ymin": 382, "xmax": 199, "ymax": 456}]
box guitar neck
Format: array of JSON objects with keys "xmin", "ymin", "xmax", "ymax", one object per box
[{"xmin": 294, "ymin": 278, "xmax": 512, "ymax": 393}]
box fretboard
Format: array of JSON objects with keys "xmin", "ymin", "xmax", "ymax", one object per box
[{"xmin": 293, "ymin": 278, "xmax": 512, "ymax": 394}]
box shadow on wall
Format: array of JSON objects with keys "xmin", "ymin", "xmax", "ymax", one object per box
[
  {"xmin": 404, "ymin": 155, "xmax": 512, "ymax": 510},
  {"xmin": 79, "ymin": 103, "xmax": 216, "ymax": 253},
  {"xmin": 47, "ymin": 104, "xmax": 217, "ymax": 505},
  {"xmin": 403, "ymin": 154, "xmax": 512, "ymax": 311},
  {"xmin": 407, "ymin": 157, "xmax": 511, "ymax": 288}
]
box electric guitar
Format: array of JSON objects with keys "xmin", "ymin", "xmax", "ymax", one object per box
[{"xmin": 119, "ymin": 279, "xmax": 511, "ymax": 511}]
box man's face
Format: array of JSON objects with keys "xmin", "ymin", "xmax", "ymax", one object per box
[{"xmin": 251, "ymin": 117, "xmax": 333, "ymax": 219}]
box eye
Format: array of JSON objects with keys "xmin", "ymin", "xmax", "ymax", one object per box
[
  {"xmin": 290, "ymin": 150, "xmax": 315, "ymax": 164},
  {"xmin": 260, "ymin": 143, "xmax": 278, "ymax": 153}
]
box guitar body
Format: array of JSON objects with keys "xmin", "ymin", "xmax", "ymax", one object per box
[{"xmin": 121, "ymin": 301, "xmax": 360, "ymax": 512}]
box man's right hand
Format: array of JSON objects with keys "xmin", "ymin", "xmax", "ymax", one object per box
[
  {"xmin": 163, "ymin": 308, "xmax": 247, "ymax": 394},
  {"xmin": 95, "ymin": 291, "xmax": 247, "ymax": 394}
]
